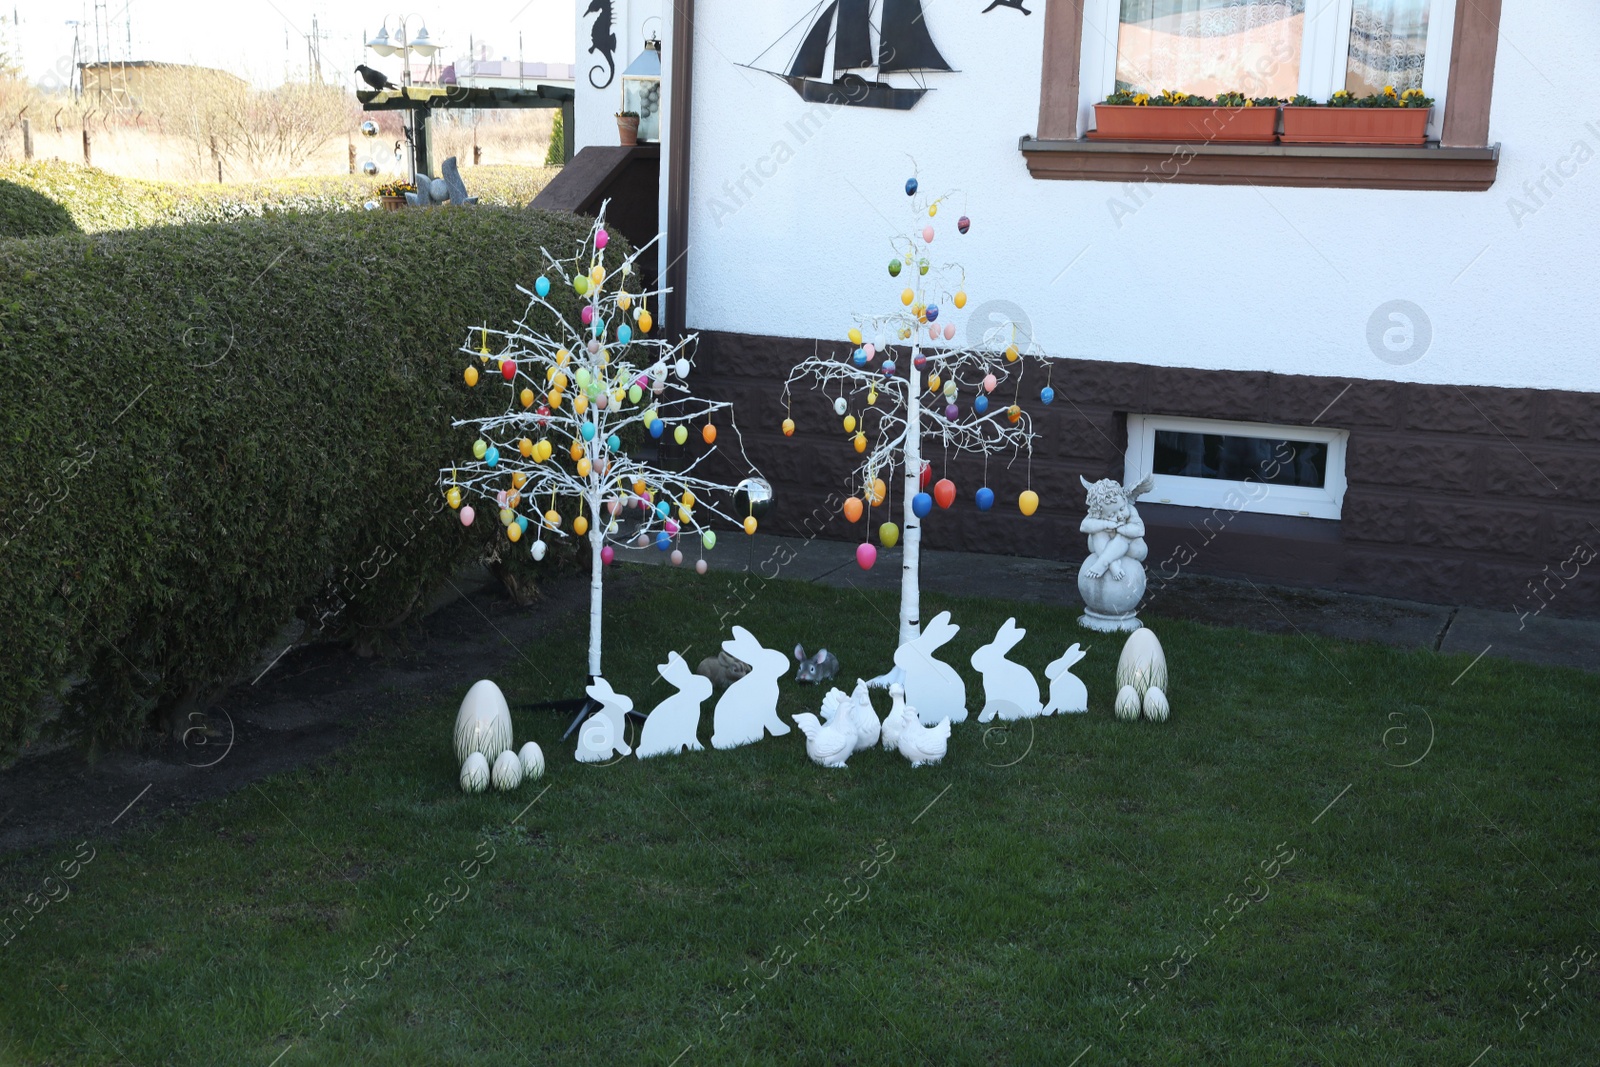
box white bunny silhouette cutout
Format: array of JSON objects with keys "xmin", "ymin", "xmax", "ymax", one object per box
[
  {"xmin": 576, "ymin": 677, "xmax": 633, "ymax": 763},
  {"xmin": 971, "ymin": 617, "xmax": 1042, "ymax": 722},
  {"xmin": 1043, "ymin": 643, "xmax": 1089, "ymax": 715},
  {"xmin": 637, "ymin": 652, "xmax": 713, "ymax": 759},
  {"xmin": 894, "ymin": 610, "xmax": 967, "ymax": 725},
  {"xmin": 711, "ymin": 627, "xmax": 792, "ymax": 749}
]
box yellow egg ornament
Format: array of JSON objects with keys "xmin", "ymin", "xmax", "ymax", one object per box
[
  {"xmin": 843, "ymin": 414, "xmax": 857, "ymax": 433},
  {"xmin": 499, "ymin": 508, "xmax": 515, "ymax": 526},
  {"xmin": 619, "ymin": 293, "xmax": 632, "ymax": 311},
  {"xmin": 782, "ymin": 417, "xmax": 795, "ymax": 436},
  {"xmin": 519, "ymin": 438, "xmax": 535, "ymax": 458},
  {"xmin": 681, "ymin": 491, "xmax": 696, "ymax": 508},
  {"xmin": 590, "ymin": 264, "xmax": 605, "ymax": 285},
  {"xmin": 556, "ymin": 348, "xmax": 570, "ymax": 366},
  {"xmin": 638, "ymin": 310, "xmax": 653, "ymax": 334},
  {"xmin": 928, "ymin": 374, "xmax": 941, "ymax": 393},
  {"xmin": 848, "ymin": 328, "xmax": 863, "ymax": 345},
  {"xmin": 507, "ymin": 522, "xmax": 522, "ymax": 543},
  {"xmin": 577, "ymin": 457, "xmax": 592, "ymax": 477},
  {"xmin": 868, "ymin": 389, "xmax": 878, "ymax": 405},
  {"xmin": 743, "ymin": 516, "xmax": 758, "ymax": 535},
  {"xmin": 520, "ymin": 387, "xmax": 535, "ymax": 408},
  {"xmin": 464, "ymin": 365, "xmax": 479, "ymax": 387},
  {"xmin": 574, "ymin": 515, "xmax": 589, "ymax": 536},
  {"xmin": 954, "ymin": 290, "xmax": 967, "ymax": 309},
  {"xmin": 447, "ymin": 487, "xmax": 462, "ymax": 509},
  {"xmin": 1019, "ymin": 490, "xmax": 1040, "ymax": 517},
  {"xmin": 901, "ymin": 288, "xmax": 914, "ymax": 306},
  {"xmin": 574, "ymin": 394, "xmax": 589, "ymax": 416},
  {"xmin": 1005, "ymin": 344, "xmax": 1019, "ymax": 363},
  {"xmin": 853, "ymin": 432, "xmax": 867, "ymax": 453}
]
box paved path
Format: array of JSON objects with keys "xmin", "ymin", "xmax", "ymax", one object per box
[{"xmin": 616, "ymin": 534, "xmax": 1599, "ymax": 675}]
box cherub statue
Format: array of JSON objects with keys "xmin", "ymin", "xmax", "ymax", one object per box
[{"xmin": 1080, "ymin": 475, "xmax": 1153, "ymax": 582}]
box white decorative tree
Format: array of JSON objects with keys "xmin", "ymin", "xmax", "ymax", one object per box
[
  {"xmin": 444, "ymin": 206, "xmax": 762, "ymax": 696},
  {"xmin": 783, "ymin": 178, "xmax": 1041, "ymax": 673}
]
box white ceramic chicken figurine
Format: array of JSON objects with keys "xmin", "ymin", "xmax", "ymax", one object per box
[
  {"xmin": 881, "ymin": 684, "xmax": 908, "ymax": 751},
  {"xmin": 847, "ymin": 678, "xmax": 879, "ymax": 752},
  {"xmin": 792, "ymin": 711, "xmax": 858, "ymax": 769},
  {"xmin": 894, "ymin": 702, "xmax": 951, "ymax": 768}
]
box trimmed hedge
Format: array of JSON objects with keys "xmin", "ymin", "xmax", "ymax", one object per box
[
  {"xmin": 0, "ymin": 204, "xmax": 623, "ymax": 755},
  {"xmin": 0, "ymin": 179, "xmax": 81, "ymax": 239},
  {"xmin": 0, "ymin": 162, "xmax": 560, "ymax": 235}
]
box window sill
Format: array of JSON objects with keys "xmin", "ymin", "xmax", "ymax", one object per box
[{"xmin": 1018, "ymin": 136, "xmax": 1499, "ymax": 191}]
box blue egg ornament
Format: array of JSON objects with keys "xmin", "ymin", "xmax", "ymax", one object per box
[
  {"xmin": 1040, "ymin": 386, "xmax": 1055, "ymax": 405},
  {"xmin": 484, "ymin": 445, "xmax": 500, "ymax": 467},
  {"xmin": 649, "ymin": 419, "xmax": 665, "ymax": 439},
  {"xmin": 534, "ymin": 276, "xmax": 551, "ymax": 298},
  {"xmin": 976, "ymin": 487, "xmax": 995, "ymax": 511},
  {"xmin": 912, "ymin": 492, "xmax": 933, "ymax": 518},
  {"xmin": 905, "ymin": 177, "xmax": 918, "ymax": 196}
]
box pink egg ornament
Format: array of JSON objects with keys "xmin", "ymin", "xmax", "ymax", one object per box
[
  {"xmin": 856, "ymin": 543, "xmax": 878, "ymax": 570},
  {"xmin": 983, "ymin": 373, "xmax": 998, "ymax": 393},
  {"xmin": 695, "ymin": 559, "xmax": 708, "ymax": 575},
  {"xmin": 671, "ymin": 549, "xmax": 683, "ymax": 566},
  {"xmin": 943, "ymin": 323, "xmax": 957, "ymax": 340},
  {"xmin": 601, "ymin": 545, "xmax": 616, "ymax": 565},
  {"xmin": 595, "ymin": 229, "xmax": 609, "ymax": 250},
  {"xmin": 459, "ymin": 506, "xmax": 476, "ymax": 527},
  {"xmin": 922, "ymin": 225, "xmax": 934, "ymax": 243}
]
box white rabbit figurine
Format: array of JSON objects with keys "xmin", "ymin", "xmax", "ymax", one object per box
[
  {"xmin": 576, "ymin": 676, "xmax": 633, "ymax": 763},
  {"xmin": 711, "ymin": 626, "xmax": 793, "ymax": 749},
  {"xmin": 1042, "ymin": 643, "xmax": 1089, "ymax": 715},
  {"xmin": 894, "ymin": 610, "xmax": 968, "ymax": 725},
  {"xmin": 637, "ymin": 651, "xmax": 714, "ymax": 759},
  {"xmin": 971, "ymin": 617, "xmax": 1042, "ymax": 722}
]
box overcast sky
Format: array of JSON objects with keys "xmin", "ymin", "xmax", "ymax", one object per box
[{"xmin": 12, "ymin": 0, "xmax": 576, "ymax": 89}]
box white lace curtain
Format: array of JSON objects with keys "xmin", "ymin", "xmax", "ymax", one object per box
[
  {"xmin": 1345, "ymin": 0, "xmax": 1430, "ymax": 96},
  {"xmin": 1115, "ymin": 0, "xmax": 1307, "ymax": 98}
]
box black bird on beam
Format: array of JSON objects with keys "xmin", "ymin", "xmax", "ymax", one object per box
[
  {"xmin": 982, "ymin": 0, "xmax": 1032, "ymax": 12},
  {"xmin": 355, "ymin": 64, "xmax": 399, "ymax": 91}
]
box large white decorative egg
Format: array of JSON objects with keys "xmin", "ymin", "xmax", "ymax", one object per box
[
  {"xmin": 1116, "ymin": 629, "xmax": 1168, "ymax": 697},
  {"xmin": 491, "ymin": 749, "xmax": 524, "ymax": 790},
  {"xmin": 518, "ymin": 741, "xmax": 545, "ymax": 781},
  {"xmin": 454, "ymin": 680, "xmax": 515, "ymax": 765},
  {"xmin": 460, "ymin": 752, "xmax": 490, "ymax": 793},
  {"xmin": 1142, "ymin": 685, "xmax": 1170, "ymax": 723},
  {"xmin": 1114, "ymin": 684, "xmax": 1142, "ymax": 722}
]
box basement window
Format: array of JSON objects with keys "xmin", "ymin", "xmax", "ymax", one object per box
[{"xmin": 1125, "ymin": 415, "xmax": 1348, "ymax": 520}]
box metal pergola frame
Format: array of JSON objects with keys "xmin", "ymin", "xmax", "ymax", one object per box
[{"xmin": 357, "ymin": 84, "xmax": 576, "ymax": 177}]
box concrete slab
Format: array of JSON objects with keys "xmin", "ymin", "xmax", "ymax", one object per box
[{"xmin": 610, "ymin": 532, "xmax": 1594, "ymax": 675}]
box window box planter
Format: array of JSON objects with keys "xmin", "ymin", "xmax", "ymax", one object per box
[
  {"xmin": 379, "ymin": 195, "xmax": 406, "ymax": 211},
  {"xmin": 1280, "ymin": 106, "xmax": 1431, "ymax": 145},
  {"xmin": 1091, "ymin": 104, "xmax": 1279, "ymax": 144}
]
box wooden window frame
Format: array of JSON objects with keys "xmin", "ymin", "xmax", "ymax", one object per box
[{"xmin": 1022, "ymin": 0, "xmax": 1500, "ymax": 191}]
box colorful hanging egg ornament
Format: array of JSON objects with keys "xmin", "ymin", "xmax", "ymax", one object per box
[
  {"xmin": 879, "ymin": 521, "xmax": 900, "ymax": 549},
  {"xmin": 983, "ymin": 373, "xmax": 998, "ymax": 392},
  {"xmin": 638, "ymin": 310, "xmax": 653, "ymax": 333},
  {"xmin": 674, "ymin": 425, "xmax": 688, "ymax": 445},
  {"xmin": 943, "ymin": 323, "xmax": 957, "ymax": 341},
  {"xmin": 607, "ymin": 434, "xmax": 621, "ymax": 452},
  {"xmin": 929, "ymin": 203, "xmax": 938, "ymax": 217},
  {"xmin": 945, "ymin": 403, "xmax": 960, "ymax": 420},
  {"xmin": 849, "ymin": 327, "xmax": 863, "ymax": 345},
  {"xmin": 532, "ymin": 539, "xmax": 549, "ymax": 561},
  {"xmin": 535, "ymin": 276, "xmax": 551, "ymax": 297},
  {"xmin": 506, "ymin": 521, "xmax": 521, "ymax": 543},
  {"xmin": 464, "ymin": 365, "xmax": 479, "ymax": 386},
  {"xmin": 447, "ymin": 486, "xmax": 462, "ymax": 509},
  {"xmin": 1008, "ymin": 404, "xmax": 1022, "ymax": 423},
  {"xmin": 925, "ymin": 304, "xmax": 939, "ymax": 322},
  {"xmin": 649, "ymin": 419, "xmax": 665, "ymax": 439},
  {"xmin": 743, "ymin": 516, "xmax": 758, "ymax": 535},
  {"xmin": 870, "ymin": 477, "xmax": 888, "ymax": 506},
  {"xmin": 656, "ymin": 531, "xmax": 672, "ymax": 552},
  {"xmin": 574, "ymin": 275, "xmax": 589, "ymax": 296},
  {"xmin": 702, "ymin": 424, "xmax": 717, "ymax": 445},
  {"xmin": 833, "ymin": 397, "xmax": 848, "ymax": 416},
  {"xmin": 889, "ymin": 258, "xmax": 902, "ymax": 277},
  {"xmin": 574, "ymin": 514, "xmax": 590, "ymax": 535},
  {"xmin": 922, "ymin": 225, "xmax": 934, "ymax": 243},
  {"xmin": 485, "ymin": 446, "xmax": 500, "ymax": 467},
  {"xmin": 958, "ymin": 215, "xmax": 971, "ymax": 234},
  {"xmin": 853, "ymin": 349, "xmax": 868, "ymax": 367},
  {"xmin": 581, "ymin": 422, "xmax": 597, "ymax": 441},
  {"xmin": 976, "ymin": 487, "xmax": 995, "ymax": 511},
  {"xmin": 520, "ymin": 387, "xmax": 535, "ymax": 408},
  {"xmin": 901, "ymin": 288, "xmax": 914, "ymax": 306},
  {"xmin": 974, "ymin": 395, "xmax": 989, "ymax": 415},
  {"xmin": 954, "ymin": 290, "xmax": 967, "ymax": 309},
  {"xmin": 853, "ymin": 432, "xmax": 867, "ymax": 453},
  {"xmin": 1041, "ymin": 386, "xmax": 1055, "ymax": 405},
  {"xmin": 857, "ymin": 542, "xmax": 878, "ymax": 570},
  {"xmin": 600, "ymin": 545, "xmax": 614, "ymax": 565},
  {"xmin": 595, "ymin": 228, "xmax": 609, "ymax": 250},
  {"xmin": 702, "ymin": 530, "xmax": 717, "ymax": 550},
  {"xmin": 460, "ymin": 505, "xmax": 476, "ymax": 527},
  {"xmin": 1019, "ymin": 490, "xmax": 1040, "ymax": 517},
  {"xmin": 843, "ymin": 496, "xmax": 864, "ymax": 523},
  {"xmin": 782, "ymin": 418, "xmax": 796, "ymax": 437},
  {"xmin": 581, "ymin": 305, "xmax": 594, "ymax": 325},
  {"xmin": 696, "ymin": 559, "xmax": 708, "ymax": 574},
  {"xmin": 918, "ymin": 258, "xmax": 929, "ymax": 276},
  {"xmin": 843, "ymin": 414, "xmax": 857, "ymax": 433},
  {"xmin": 618, "ymin": 324, "xmax": 632, "ymax": 345},
  {"xmin": 882, "ymin": 360, "xmax": 895, "ymax": 374},
  {"xmin": 912, "ymin": 491, "xmax": 933, "ymax": 518},
  {"xmin": 905, "ymin": 177, "xmax": 918, "ymax": 196},
  {"xmin": 934, "ymin": 478, "xmax": 957, "ymax": 509},
  {"xmin": 671, "ymin": 549, "xmax": 683, "ymax": 566}
]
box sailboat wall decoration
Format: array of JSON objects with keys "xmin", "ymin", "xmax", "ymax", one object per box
[{"xmin": 750, "ymin": 0, "xmax": 955, "ymax": 111}]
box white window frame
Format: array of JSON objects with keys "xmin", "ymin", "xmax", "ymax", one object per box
[
  {"xmin": 1079, "ymin": 0, "xmax": 1457, "ymax": 141},
  {"xmin": 1125, "ymin": 415, "xmax": 1349, "ymax": 521}
]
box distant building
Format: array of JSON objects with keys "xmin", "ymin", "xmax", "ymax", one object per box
[
  {"xmin": 77, "ymin": 61, "xmax": 247, "ymax": 109},
  {"xmin": 441, "ymin": 59, "xmax": 575, "ymax": 90}
]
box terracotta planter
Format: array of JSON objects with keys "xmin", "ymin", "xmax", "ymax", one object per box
[
  {"xmin": 380, "ymin": 195, "xmax": 406, "ymax": 211},
  {"xmin": 1092, "ymin": 104, "xmax": 1279, "ymax": 144},
  {"xmin": 617, "ymin": 115, "xmax": 640, "ymax": 147},
  {"xmin": 1280, "ymin": 106, "xmax": 1431, "ymax": 145}
]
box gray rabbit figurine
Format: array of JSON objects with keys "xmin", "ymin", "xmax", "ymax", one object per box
[
  {"xmin": 793, "ymin": 645, "xmax": 840, "ymax": 684},
  {"xmin": 696, "ymin": 649, "xmax": 751, "ymax": 689}
]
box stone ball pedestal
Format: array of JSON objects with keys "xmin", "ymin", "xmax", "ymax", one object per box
[{"xmin": 1078, "ymin": 559, "xmax": 1146, "ymax": 632}]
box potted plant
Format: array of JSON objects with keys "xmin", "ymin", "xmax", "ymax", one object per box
[
  {"xmin": 1281, "ymin": 86, "xmax": 1433, "ymax": 145},
  {"xmin": 375, "ymin": 180, "xmax": 415, "ymax": 211},
  {"xmin": 616, "ymin": 110, "xmax": 641, "ymax": 147},
  {"xmin": 1093, "ymin": 89, "xmax": 1279, "ymax": 144}
]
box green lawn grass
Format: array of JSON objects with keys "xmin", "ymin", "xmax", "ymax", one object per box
[{"xmin": 2, "ymin": 568, "xmax": 1596, "ymax": 1065}]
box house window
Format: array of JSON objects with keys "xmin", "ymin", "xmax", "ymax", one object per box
[
  {"xmin": 1125, "ymin": 415, "xmax": 1349, "ymax": 520},
  {"xmin": 1024, "ymin": 0, "xmax": 1500, "ymax": 190},
  {"xmin": 1087, "ymin": 0, "xmax": 1456, "ymax": 138}
]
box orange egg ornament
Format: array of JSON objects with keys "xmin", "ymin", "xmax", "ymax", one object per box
[
  {"xmin": 782, "ymin": 417, "xmax": 795, "ymax": 437},
  {"xmin": 870, "ymin": 478, "xmax": 887, "ymax": 506},
  {"xmin": 702, "ymin": 424, "xmax": 717, "ymax": 445},
  {"xmin": 843, "ymin": 496, "xmax": 864, "ymax": 523}
]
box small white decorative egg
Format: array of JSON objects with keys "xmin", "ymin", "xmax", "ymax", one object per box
[
  {"xmin": 675, "ymin": 358, "xmax": 691, "ymax": 378},
  {"xmin": 518, "ymin": 741, "xmax": 545, "ymax": 781},
  {"xmin": 460, "ymin": 752, "xmax": 490, "ymax": 793},
  {"xmin": 1114, "ymin": 684, "xmax": 1142, "ymax": 722},
  {"xmin": 833, "ymin": 397, "xmax": 848, "ymax": 416},
  {"xmin": 531, "ymin": 540, "xmax": 547, "ymax": 561},
  {"xmin": 1142, "ymin": 685, "xmax": 1170, "ymax": 723},
  {"xmin": 491, "ymin": 749, "xmax": 524, "ymax": 790}
]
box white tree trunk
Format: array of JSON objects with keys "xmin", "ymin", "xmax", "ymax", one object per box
[
  {"xmin": 587, "ymin": 478, "xmax": 603, "ymax": 679},
  {"xmin": 899, "ymin": 340, "xmax": 923, "ymax": 647}
]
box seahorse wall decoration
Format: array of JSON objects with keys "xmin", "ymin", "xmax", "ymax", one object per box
[{"xmin": 586, "ymin": 0, "xmax": 617, "ymax": 89}]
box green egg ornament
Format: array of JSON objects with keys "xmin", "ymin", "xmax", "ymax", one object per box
[
  {"xmin": 918, "ymin": 258, "xmax": 929, "ymax": 276},
  {"xmin": 674, "ymin": 425, "xmax": 688, "ymax": 445},
  {"xmin": 473, "ymin": 439, "xmax": 488, "ymax": 459},
  {"xmin": 702, "ymin": 530, "xmax": 717, "ymax": 550},
  {"xmin": 574, "ymin": 275, "xmax": 590, "ymax": 296},
  {"xmin": 888, "ymin": 258, "xmax": 902, "ymax": 277}
]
